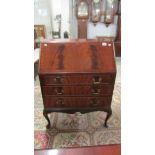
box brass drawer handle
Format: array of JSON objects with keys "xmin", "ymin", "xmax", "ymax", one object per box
[
  {"xmin": 56, "ymin": 98, "xmax": 64, "ymax": 105},
  {"xmin": 55, "ymin": 87, "xmax": 64, "ymax": 95},
  {"xmin": 90, "ymin": 99, "xmax": 100, "ymax": 106},
  {"xmin": 92, "ymin": 88, "xmax": 101, "ymax": 95},
  {"xmin": 53, "ymin": 76, "xmax": 63, "ymax": 84},
  {"xmin": 92, "ymin": 76, "xmax": 102, "ymax": 84}
]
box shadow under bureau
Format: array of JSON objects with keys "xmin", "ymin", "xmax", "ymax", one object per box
[{"xmin": 39, "ymin": 39, "xmax": 116, "ymax": 129}]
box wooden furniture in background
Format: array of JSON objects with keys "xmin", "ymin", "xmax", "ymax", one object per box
[
  {"xmin": 90, "ymin": 0, "xmax": 101, "ymax": 24},
  {"xmin": 34, "ymin": 144, "xmax": 121, "ymax": 155},
  {"xmin": 77, "ymin": 19, "xmax": 88, "ymax": 38},
  {"xmin": 114, "ymin": 0, "xmax": 121, "ymax": 57},
  {"xmin": 76, "ymin": 0, "xmax": 89, "ymax": 38},
  {"xmin": 114, "ymin": 15, "xmax": 121, "ymax": 57},
  {"xmin": 96, "ymin": 36, "xmax": 115, "ymax": 42},
  {"xmin": 75, "ymin": 0, "xmax": 119, "ymax": 39},
  {"xmin": 39, "ymin": 39, "xmax": 116, "ymax": 129}
]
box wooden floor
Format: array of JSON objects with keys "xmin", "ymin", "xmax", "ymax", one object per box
[{"xmin": 34, "ymin": 144, "xmax": 121, "ymax": 155}]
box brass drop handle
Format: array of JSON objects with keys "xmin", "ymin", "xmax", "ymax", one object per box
[
  {"xmin": 56, "ymin": 98, "xmax": 64, "ymax": 105},
  {"xmin": 54, "ymin": 76, "xmax": 63, "ymax": 84},
  {"xmin": 92, "ymin": 76, "xmax": 102, "ymax": 84},
  {"xmin": 92, "ymin": 88, "xmax": 101, "ymax": 95},
  {"xmin": 90, "ymin": 99, "xmax": 100, "ymax": 106},
  {"xmin": 55, "ymin": 87, "xmax": 64, "ymax": 95}
]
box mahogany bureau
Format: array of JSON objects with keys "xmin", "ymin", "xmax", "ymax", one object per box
[{"xmin": 39, "ymin": 39, "xmax": 116, "ymax": 129}]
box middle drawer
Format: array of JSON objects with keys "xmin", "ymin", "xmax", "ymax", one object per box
[{"xmin": 42, "ymin": 85, "xmax": 113, "ymax": 96}]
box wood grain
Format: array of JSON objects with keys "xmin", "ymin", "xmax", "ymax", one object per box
[
  {"xmin": 42, "ymin": 84, "xmax": 114, "ymax": 96},
  {"xmin": 39, "ymin": 39, "xmax": 116, "ymax": 128},
  {"xmin": 43, "ymin": 96, "xmax": 112, "ymax": 108},
  {"xmin": 39, "ymin": 40, "xmax": 116, "ymax": 74}
]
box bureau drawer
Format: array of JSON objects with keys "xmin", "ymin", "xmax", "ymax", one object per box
[
  {"xmin": 40, "ymin": 74, "xmax": 115, "ymax": 85},
  {"xmin": 43, "ymin": 96, "xmax": 112, "ymax": 108},
  {"xmin": 42, "ymin": 85, "xmax": 114, "ymax": 96}
]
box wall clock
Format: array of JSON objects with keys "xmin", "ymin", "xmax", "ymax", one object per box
[
  {"xmin": 91, "ymin": 0, "xmax": 101, "ymax": 23},
  {"xmin": 76, "ymin": 0, "xmax": 89, "ymax": 38},
  {"xmin": 76, "ymin": 0, "xmax": 89, "ymax": 19},
  {"xmin": 104, "ymin": 0, "xmax": 118, "ymax": 25}
]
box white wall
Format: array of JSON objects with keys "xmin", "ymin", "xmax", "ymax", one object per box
[
  {"xmin": 87, "ymin": 15, "xmax": 118, "ymax": 39},
  {"xmin": 69, "ymin": 0, "xmax": 78, "ymax": 38},
  {"xmin": 61, "ymin": 0, "xmax": 70, "ymax": 38},
  {"xmin": 34, "ymin": 0, "xmax": 52, "ymax": 39},
  {"xmin": 50, "ymin": 0, "xmax": 70, "ymax": 38},
  {"xmin": 34, "ymin": 0, "xmax": 70, "ymax": 39}
]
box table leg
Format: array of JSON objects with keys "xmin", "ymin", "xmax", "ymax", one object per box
[
  {"xmin": 104, "ymin": 108, "xmax": 112, "ymax": 128},
  {"xmin": 43, "ymin": 110, "xmax": 51, "ymax": 129}
]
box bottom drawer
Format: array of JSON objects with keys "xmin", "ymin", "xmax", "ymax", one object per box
[{"xmin": 43, "ymin": 96, "xmax": 112, "ymax": 108}]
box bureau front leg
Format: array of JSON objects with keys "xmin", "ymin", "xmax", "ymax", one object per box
[
  {"xmin": 104, "ymin": 108, "xmax": 112, "ymax": 128},
  {"xmin": 43, "ymin": 110, "xmax": 51, "ymax": 129}
]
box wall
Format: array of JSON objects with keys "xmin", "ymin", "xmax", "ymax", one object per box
[
  {"xmin": 34, "ymin": 0, "xmax": 70, "ymax": 39},
  {"xmin": 69, "ymin": 0, "xmax": 78, "ymax": 38},
  {"xmin": 34, "ymin": 0, "xmax": 53, "ymax": 39},
  {"xmin": 50, "ymin": 0, "xmax": 69, "ymax": 38},
  {"xmin": 87, "ymin": 15, "xmax": 118, "ymax": 39}
]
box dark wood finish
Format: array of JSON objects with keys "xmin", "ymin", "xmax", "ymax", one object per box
[
  {"xmin": 40, "ymin": 74, "xmax": 115, "ymax": 85},
  {"xmin": 76, "ymin": 0, "xmax": 89, "ymax": 19},
  {"xmin": 76, "ymin": 0, "xmax": 90, "ymax": 38},
  {"xmin": 39, "ymin": 39, "xmax": 116, "ymax": 129},
  {"xmin": 34, "ymin": 144, "xmax": 121, "ymax": 155},
  {"xmin": 114, "ymin": 41, "xmax": 121, "ymax": 57},
  {"xmin": 39, "ymin": 40, "xmax": 116, "ymax": 74},
  {"xmin": 77, "ymin": 19, "xmax": 88, "ymax": 38},
  {"xmin": 115, "ymin": 13, "xmax": 121, "ymax": 57},
  {"xmin": 43, "ymin": 96, "xmax": 112, "ymax": 108},
  {"xmin": 34, "ymin": 60, "xmax": 39, "ymax": 80},
  {"xmin": 43, "ymin": 109, "xmax": 51, "ymax": 129},
  {"xmin": 42, "ymin": 84, "xmax": 114, "ymax": 96}
]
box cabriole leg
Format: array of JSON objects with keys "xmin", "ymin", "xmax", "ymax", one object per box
[
  {"xmin": 104, "ymin": 109, "xmax": 112, "ymax": 128},
  {"xmin": 43, "ymin": 110, "xmax": 51, "ymax": 129}
]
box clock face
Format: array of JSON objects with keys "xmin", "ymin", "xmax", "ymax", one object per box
[
  {"xmin": 107, "ymin": 0, "xmax": 114, "ymax": 8},
  {"xmin": 93, "ymin": 0, "xmax": 100, "ymax": 3},
  {"xmin": 78, "ymin": 2, "xmax": 88, "ymax": 17}
]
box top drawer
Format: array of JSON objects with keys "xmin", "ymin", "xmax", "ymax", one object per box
[{"xmin": 39, "ymin": 74, "xmax": 115, "ymax": 85}]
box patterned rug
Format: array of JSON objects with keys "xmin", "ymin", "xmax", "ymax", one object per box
[{"xmin": 34, "ymin": 58, "xmax": 121, "ymax": 149}]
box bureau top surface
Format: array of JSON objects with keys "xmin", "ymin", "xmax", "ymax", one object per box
[{"xmin": 39, "ymin": 39, "xmax": 116, "ymax": 74}]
